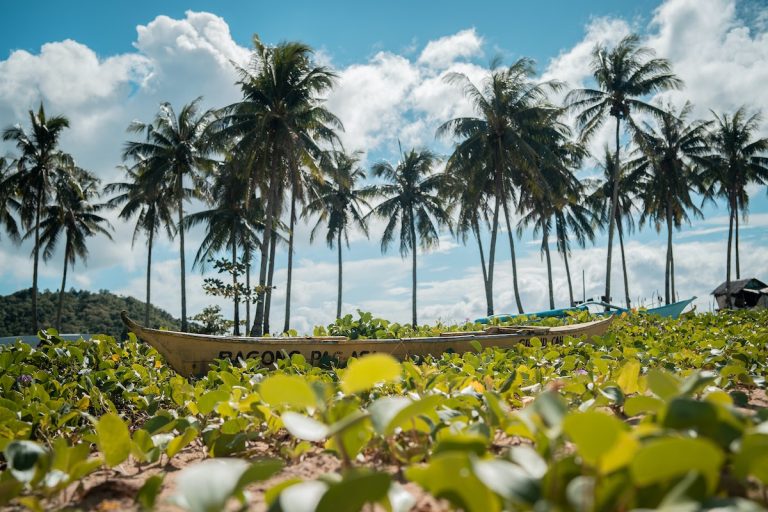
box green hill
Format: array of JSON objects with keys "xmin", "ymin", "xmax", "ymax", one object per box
[{"xmin": 0, "ymin": 288, "xmax": 180, "ymax": 338}]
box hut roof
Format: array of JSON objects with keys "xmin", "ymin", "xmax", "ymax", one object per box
[{"xmin": 712, "ymin": 278, "xmax": 768, "ymax": 296}]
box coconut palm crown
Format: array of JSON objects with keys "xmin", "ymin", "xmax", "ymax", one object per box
[{"xmin": 566, "ymin": 33, "xmax": 682, "ymax": 306}]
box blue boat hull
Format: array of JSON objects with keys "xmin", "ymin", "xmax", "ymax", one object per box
[{"xmin": 475, "ymin": 297, "xmax": 696, "ymax": 324}]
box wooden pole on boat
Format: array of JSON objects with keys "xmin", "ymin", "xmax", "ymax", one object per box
[{"xmin": 582, "ymin": 269, "xmax": 586, "ymax": 303}]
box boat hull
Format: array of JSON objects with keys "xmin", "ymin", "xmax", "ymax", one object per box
[
  {"xmin": 121, "ymin": 312, "xmax": 614, "ymax": 377},
  {"xmin": 476, "ymin": 297, "xmax": 696, "ymax": 323}
]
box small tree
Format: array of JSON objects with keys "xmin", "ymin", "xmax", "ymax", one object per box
[
  {"xmin": 199, "ymin": 257, "xmax": 267, "ymax": 335},
  {"xmin": 191, "ymin": 306, "xmax": 235, "ymax": 336}
]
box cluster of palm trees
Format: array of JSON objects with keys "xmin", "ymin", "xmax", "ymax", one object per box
[{"xmin": 2, "ymin": 34, "xmax": 767, "ymax": 335}]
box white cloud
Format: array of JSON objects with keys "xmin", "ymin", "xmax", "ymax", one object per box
[
  {"xmin": 541, "ymin": 17, "xmax": 631, "ymax": 89},
  {"xmin": 0, "ymin": 40, "xmax": 149, "ymax": 117},
  {"xmin": 326, "ymin": 51, "xmax": 421, "ymax": 153},
  {"xmin": 417, "ymin": 29, "xmax": 484, "ymax": 69},
  {"xmin": 646, "ymin": 0, "xmax": 768, "ymax": 119}
]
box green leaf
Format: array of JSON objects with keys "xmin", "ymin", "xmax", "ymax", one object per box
[
  {"xmin": 733, "ymin": 434, "xmax": 768, "ymax": 484},
  {"xmin": 566, "ymin": 475, "xmax": 595, "ymax": 512},
  {"xmin": 616, "ymin": 360, "xmax": 641, "ymax": 395},
  {"xmin": 369, "ymin": 396, "xmax": 411, "ymax": 435},
  {"xmin": 509, "ymin": 445, "xmax": 547, "ymax": 479},
  {"xmin": 433, "ymin": 432, "xmax": 488, "ymax": 456},
  {"xmin": 136, "ymin": 474, "xmax": 164, "ymax": 511},
  {"xmin": 132, "ymin": 429, "xmax": 160, "ymax": 464},
  {"xmin": 599, "ymin": 386, "xmax": 625, "ymax": 406},
  {"xmin": 235, "ymin": 458, "xmax": 284, "ymax": 489},
  {"xmin": 197, "ymin": 389, "xmax": 230, "ymax": 416},
  {"xmin": 265, "ymin": 478, "xmax": 303, "ymax": 507},
  {"xmin": 281, "ymin": 412, "xmax": 330, "ymax": 441},
  {"xmin": 166, "ymin": 427, "xmax": 198, "ymax": 459},
  {"xmin": 532, "ymin": 391, "xmax": 567, "ymax": 429},
  {"xmin": 630, "ymin": 437, "xmax": 724, "ymax": 492},
  {"xmin": 278, "ymin": 480, "xmax": 329, "ymax": 512},
  {"xmin": 563, "ymin": 412, "xmax": 622, "ymax": 466},
  {"xmin": 316, "ymin": 470, "xmax": 391, "ymax": 512},
  {"xmin": 472, "ymin": 458, "xmax": 539, "ymax": 504},
  {"xmin": 679, "ymin": 371, "xmax": 717, "ymax": 397},
  {"xmin": 259, "ymin": 374, "xmax": 317, "ymax": 410},
  {"xmin": 96, "ymin": 413, "xmax": 131, "ymax": 467},
  {"xmin": 340, "ymin": 354, "xmax": 401, "ymax": 394},
  {"xmin": 384, "ymin": 394, "xmax": 443, "ymax": 436},
  {"xmin": 647, "ymin": 369, "xmax": 680, "ymax": 401},
  {"xmin": 406, "ymin": 451, "xmax": 500, "ymax": 512},
  {"xmin": 624, "ymin": 395, "xmax": 664, "ymax": 417},
  {"xmin": 171, "ymin": 458, "xmax": 278, "ymax": 512},
  {"xmin": 3, "ymin": 441, "xmax": 47, "ymax": 483}
]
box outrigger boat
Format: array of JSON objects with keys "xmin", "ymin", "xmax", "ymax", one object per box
[
  {"xmin": 121, "ymin": 311, "xmax": 614, "ymax": 377},
  {"xmin": 475, "ymin": 296, "xmax": 697, "ymax": 324}
]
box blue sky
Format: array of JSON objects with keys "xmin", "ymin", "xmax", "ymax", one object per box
[{"xmin": 1, "ymin": 0, "xmax": 767, "ymax": 332}]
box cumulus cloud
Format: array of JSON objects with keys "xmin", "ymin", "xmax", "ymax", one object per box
[
  {"xmin": 417, "ymin": 28, "xmax": 484, "ymax": 69},
  {"xmin": 646, "ymin": 0, "xmax": 768, "ymax": 119},
  {"xmin": 541, "ymin": 17, "xmax": 631, "ymax": 88}
]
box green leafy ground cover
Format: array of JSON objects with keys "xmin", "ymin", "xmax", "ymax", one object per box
[{"xmin": 1, "ymin": 310, "xmax": 767, "ymax": 511}]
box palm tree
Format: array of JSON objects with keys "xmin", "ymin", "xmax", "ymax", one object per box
[
  {"xmin": 448, "ymin": 169, "xmax": 494, "ymax": 313},
  {"xmin": 215, "ymin": 37, "xmax": 341, "ymax": 336},
  {"xmin": 439, "ymin": 57, "xmax": 563, "ymax": 315},
  {"xmin": 554, "ymin": 192, "xmax": 596, "ymax": 307},
  {"xmin": 0, "ymin": 157, "xmax": 21, "ymax": 243},
  {"xmin": 123, "ymin": 99, "xmax": 217, "ymax": 332},
  {"xmin": 566, "ymin": 34, "xmax": 682, "ymax": 307},
  {"xmin": 515, "ymin": 116, "xmax": 583, "ymax": 310},
  {"xmin": 699, "ymin": 107, "xmax": 768, "ymax": 307},
  {"xmin": 184, "ymin": 156, "xmax": 263, "ymax": 335},
  {"xmin": 632, "ymin": 102, "xmax": 710, "ymax": 305},
  {"xmin": 304, "ymin": 151, "xmax": 373, "ymax": 318},
  {"xmin": 2, "ymin": 104, "xmax": 71, "ymax": 332},
  {"xmin": 368, "ymin": 148, "xmax": 451, "ymax": 326},
  {"xmin": 105, "ymin": 164, "xmax": 176, "ymax": 326},
  {"xmin": 588, "ymin": 147, "xmax": 643, "ymax": 308},
  {"xmin": 32, "ymin": 167, "xmax": 112, "ymax": 330}
]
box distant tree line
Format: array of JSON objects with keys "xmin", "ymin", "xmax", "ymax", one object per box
[
  {"xmin": 1, "ymin": 33, "xmax": 767, "ymax": 335},
  {"xmin": 0, "ymin": 288, "xmax": 179, "ymax": 338}
]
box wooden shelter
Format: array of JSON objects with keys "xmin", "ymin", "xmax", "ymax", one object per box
[{"xmin": 712, "ymin": 277, "xmax": 768, "ymax": 310}]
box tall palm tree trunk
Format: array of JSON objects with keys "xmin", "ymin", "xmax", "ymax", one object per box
[
  {"xmin": 486, "ymin": 197, "xmax": 500, "ymax": 316},
  {"xmin": 253, "ymin": 172, "xmax": 277, "ymax": 336},
  {"xmin": 410, "ymin": 209, "xmax": 418, "ymax": 326},
  {"xmin": 337, "ymin": 231, "xmax": 343, "ymax": 319},
  {"xmin": 473, "ymin": 218, "xmax": 491, "ymax": 312},
  {"xmin": 735, "ymin": 211, "xmax": 740, "ymax": 279},
  {"xmin": 264, "ymin": 230, "xmax": 277, "ymax": 334},
  {"xmin": 177, "ymin": 171, "xmax": 188, "ymax": 332},
  {"xmin": 617, "ymin": 219, "xmax": 630, "ymax": 309},
  {"xmin": 665, "ymin": 211, "xmax": 673, "ymax": 305},
  {"xmin": 725, "ymin": 202, "xmax": 734, "ymax": 309},
  {"xmin": 245, "ymin": 245, "xmax": 251, "ymax": 330},
  {"xmin": 283, "ymin": 191, "xmax": 296, "ymax": 332},
  {"xmin": 232, "ymin": 228, "xmax": 240, "ymax": 336},
  {"xmin": 32, "ymin": 183, "xmax": 42, "ymax": 333},
  {"xmin": 543, "ymin": 229, "xmax": 554, "ymax": 310},
  {"xmin": 56, "ymin": 241, "xmax": 69, "ymax": 331},
  {"xmin": 605, "ymin": 117, "xmax": 622, "ymax": 307},
  {"xmin": 145, "ymin": 228, "xmax": 154, "ymax": 326},
  {"xmin": 563, "ymin": 248, "xmax": 574, "ymax": 306},
  {"xmin": 670, "ymin": 233, "xmax": 676, "ymax": 303},
  {"xmin": 501, "ymin": 198, "xmax": 524, "ymax": 314}
]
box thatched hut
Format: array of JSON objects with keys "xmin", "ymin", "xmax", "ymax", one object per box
[{"xmin": 712, "ymin": 277, "xmax": 768, "ymax": 310}]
